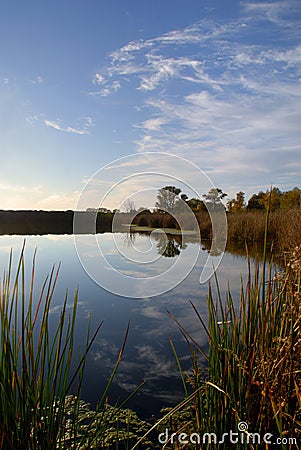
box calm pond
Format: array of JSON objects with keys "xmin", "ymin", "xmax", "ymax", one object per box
[{"xmin": 0, "ymin": 232, "xmax": 255, "ymax": 419}]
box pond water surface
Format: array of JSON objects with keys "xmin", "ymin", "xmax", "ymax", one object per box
[{"xmin": 0, "ymin": 233, "xmax": 254, "ymax": 419}]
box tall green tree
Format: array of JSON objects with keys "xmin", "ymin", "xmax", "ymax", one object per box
[
  {"xmin": 203, "ymin": 188, "xmax": 227, "ymax": 210},
  {"xmin": 227, "ymin": 191, "xmax": 245, "ymax": 212},
  {"xmin": 187, "ymin": 198, "xmax": 206, "ymax": 212},
  {"xmin": 268, "ymin": 187, "xmax": 282, "ymax": 211},
  {"xmin": 280, "ymin": 187, "xmax": 301, "ymax": 209},
  {"xmin": 155, "ymin": 186, "xmax": 181, "ymax": 213},
  {"xmin": 247, "ymin": 191, "xmax": 266, "ymax": 210}
]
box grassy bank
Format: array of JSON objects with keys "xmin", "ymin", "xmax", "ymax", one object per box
[
  {"xmin": 1, "ymin": 208, "xmax": 299, "ymax": 257},
  {"xmin": 226, "ymin": 208, "xmax": 301, "ymax": 251},
  {"xmin": 133, "ymin": 208, "xmax": 301, "ymax": 253}
]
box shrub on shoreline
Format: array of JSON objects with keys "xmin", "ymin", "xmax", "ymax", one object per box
[{"xmin": 133, "ymin": 208, "xmax": 301, "ymax": 253}]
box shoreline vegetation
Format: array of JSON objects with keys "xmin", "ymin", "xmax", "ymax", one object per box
[
  {"xmin": 1, "ymin": 236, "xmax": 300, "ymax": 448},
  {"xmin": 1, "ymin": 186, "xmax": 300, "ymax": 255},
  {"xmin": 0, "ymin": 207, "xmax": 300, "ymax": 255},
  {"xmin": 0, "ymin": 186, "xmax": 300, "ymax": 448}
]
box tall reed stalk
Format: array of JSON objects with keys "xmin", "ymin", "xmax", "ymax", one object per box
[
  {"xmin": 159, "ymin": 248, "xmax": 301, "ymax": 448},
  {"xmin": 0, "ymin": 243, "xmax": 98, "ymax": 448},
  {"xmin": 134, "ymin": 226, "xmax": 301, "ymax": 449},
  {"xmin": 0, "ymin": 243, "xmax": 144, "ymax": 449},
  {"xmin": 201, "ymin": 259, "xmax": 299, "ymax": 445}
]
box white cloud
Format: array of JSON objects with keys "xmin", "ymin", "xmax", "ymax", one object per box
[
  {"xmin": 91, "ymin": 1, "xmax": 301, "ymax": 193},
  {"xmin": 91, "ymin": 19, "xmax": 244, "ymax": 95},
  {"xmin": 89, "ymin": 80, "xmax": 121, "ymax": 97},
  {"xmin": 135, "ymin": 117, "xmax": 168, "ymax": 132},
  {"xmin": 82, "ymin": 116, "xmax": 95, "ymax": 128},
  {"xmin": 99, "ymin": 80, "xmax": 121, "ymax": 96},
  {"xmin": 30, "ymin": 75, "xmax": 45, "ymax": 85},
  {"xmin": 110, "ymin": 39, "xmax": 153, "ymax": 62},
  {"xmin": 27, "ymin": 114, "xmax": 92, "ymax": 135},
  {"xmin": 272, "ymin": 45, "xmax": 301, "ymax": 69},
  {"xmin": 0, "ymin": 182, "xmax": 42, "ymax": 195},
  {"xmin": 27, "ymin": 114, "xmax": 42, "ymax": 125},
  {"xmin": 93, "ymin": 73, "xmax": 105, "ymax": 85},
  {"xmin": 137, "ymin": 53, "xmax": 224, "ymax": 92},
  {"xmin": 0, "ymin": 182, "xmax": 80, "ymax": 210},
  {"xmin": 44, "ymin": 119, "xmax": 88, "ymax": 135},
  {"xmin": 36, "ymin": 191, "xmax": 80, "ymax": 210},
  {"xmin": 243, "ymin": 1, "xmax": 299, "ymax": 26}
]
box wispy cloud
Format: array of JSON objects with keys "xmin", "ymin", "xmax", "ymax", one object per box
[
  {"xmin": 242, "ymin": 0, "xmax": 300, "ymax": 26},
  {"xmin": 44, "ymin": 119, "xmax": 88, "ymax": 135},
  {"xmin": 89, "ymin": 19, "xmax": 245, "ymax": 97},
  {"xmin": 37, "ymin": 191, "xmax": 80, "ymax": 210},
  {"xmin": 134, "ymin": 117, "xmax": 168, "ymax": 132},
  {"xmin": 92, "ymin": 73, "xmax": 105, "ymax": 85},
  {"xmin": 91, "ymin": 0, "xmax": 301, "ymax": 196},
  {"xmin": 82, "ymin": 116, "xmax": 95, "ymax": 128},
  {"xmin": 29, "ymin": 75, "xmax": 45, "ymax": 85},
  {"xmin": 89, "ymin": 80, "xmax": 121, "ymax": 96},
  {"xmin": 0, "ymin": 181, "xmax": 80, "ymax": 210},
  {"xmin": 0, "ymin": 182, "xmax": 42, "ymax": 194},
  {"xmin": 28, "ymin": 114, "xmax": 94, "ymax": 135}
]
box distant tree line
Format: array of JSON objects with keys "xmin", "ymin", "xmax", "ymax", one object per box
[
  {"xmin": 88, "ymin": 185, "xmax": 300, "ymax": 216},
  {"xmin": 153, "ymin": 185, "xmax": 301, "ymax": 214},
  {"xmin": 130, "ymin": 186, "xmax": 301, "ymax": 252},
  {"xmin": 153, "ymin": 186, "xmax": 228, "ymax": 214},
  {"xmin": 227, "ymin": 186, "xmax": 301, "ymax": 212},
  {"xmin": 149, "ymin": 185, "xmax": 300, "ymax": 214}
]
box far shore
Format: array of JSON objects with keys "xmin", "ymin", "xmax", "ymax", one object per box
[{"xmin": 0, "ymin": 209, "xmax": 300, "ymax": 257}]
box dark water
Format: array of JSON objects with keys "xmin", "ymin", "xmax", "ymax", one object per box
[{"xmin": 0, "ymin": 233, "xmax": 251, "ymax": 419}]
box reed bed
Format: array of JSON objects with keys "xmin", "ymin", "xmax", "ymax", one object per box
[
  {"xmin": 0, "ymin": 242, "xmax": 100, "ymax": 449},
  {"xmin": 143, "ymin": 247, "xmax": 301, "ymax": 449},
  {"xmin": 131, "ymin": 210, "xmax": 301, "ymax": 449},
  {"xmin": 195, "ymin": 255, "xmax": 299, "ymax": 447},
  {"xmin": 226, "ymin": 209, "xmax": 301, "ymax": 252},
  {"xmin": 0, "ymin": 243, "xmax": 149, "ymax": 449},
  {"xmin": 134, "ymin": 209, "xmax": 301, "ymax": 254},
  {"xmin": 1, "ymin": 211, "xmax": 300, "ymax": 449}
]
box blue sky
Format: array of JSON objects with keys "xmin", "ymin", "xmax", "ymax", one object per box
[{"xmin": 0, "ymin": 0, "xmax": 300, "ymax": 210}]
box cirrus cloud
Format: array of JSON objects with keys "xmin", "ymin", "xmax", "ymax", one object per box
[{"xmin": 89, "ymin": 1, "xmax": 301, "ymax": 198}]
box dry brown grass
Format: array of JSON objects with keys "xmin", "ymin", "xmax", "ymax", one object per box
[
  {"xmin": 152, "ymin": 245, "xmax": 301, "ymax": 449},
  {"xmin": 133, "ymin": 209, "xmax": 301, "ymax": 254}
]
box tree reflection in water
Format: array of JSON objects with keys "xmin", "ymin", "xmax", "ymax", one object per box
[
  {"xmin": 124, "ymin": 229, "xmax": 225, "ymax": 259},
  {"xmin": 155, "ymin": 233, "xmax": 184, "ymax": 258}
]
